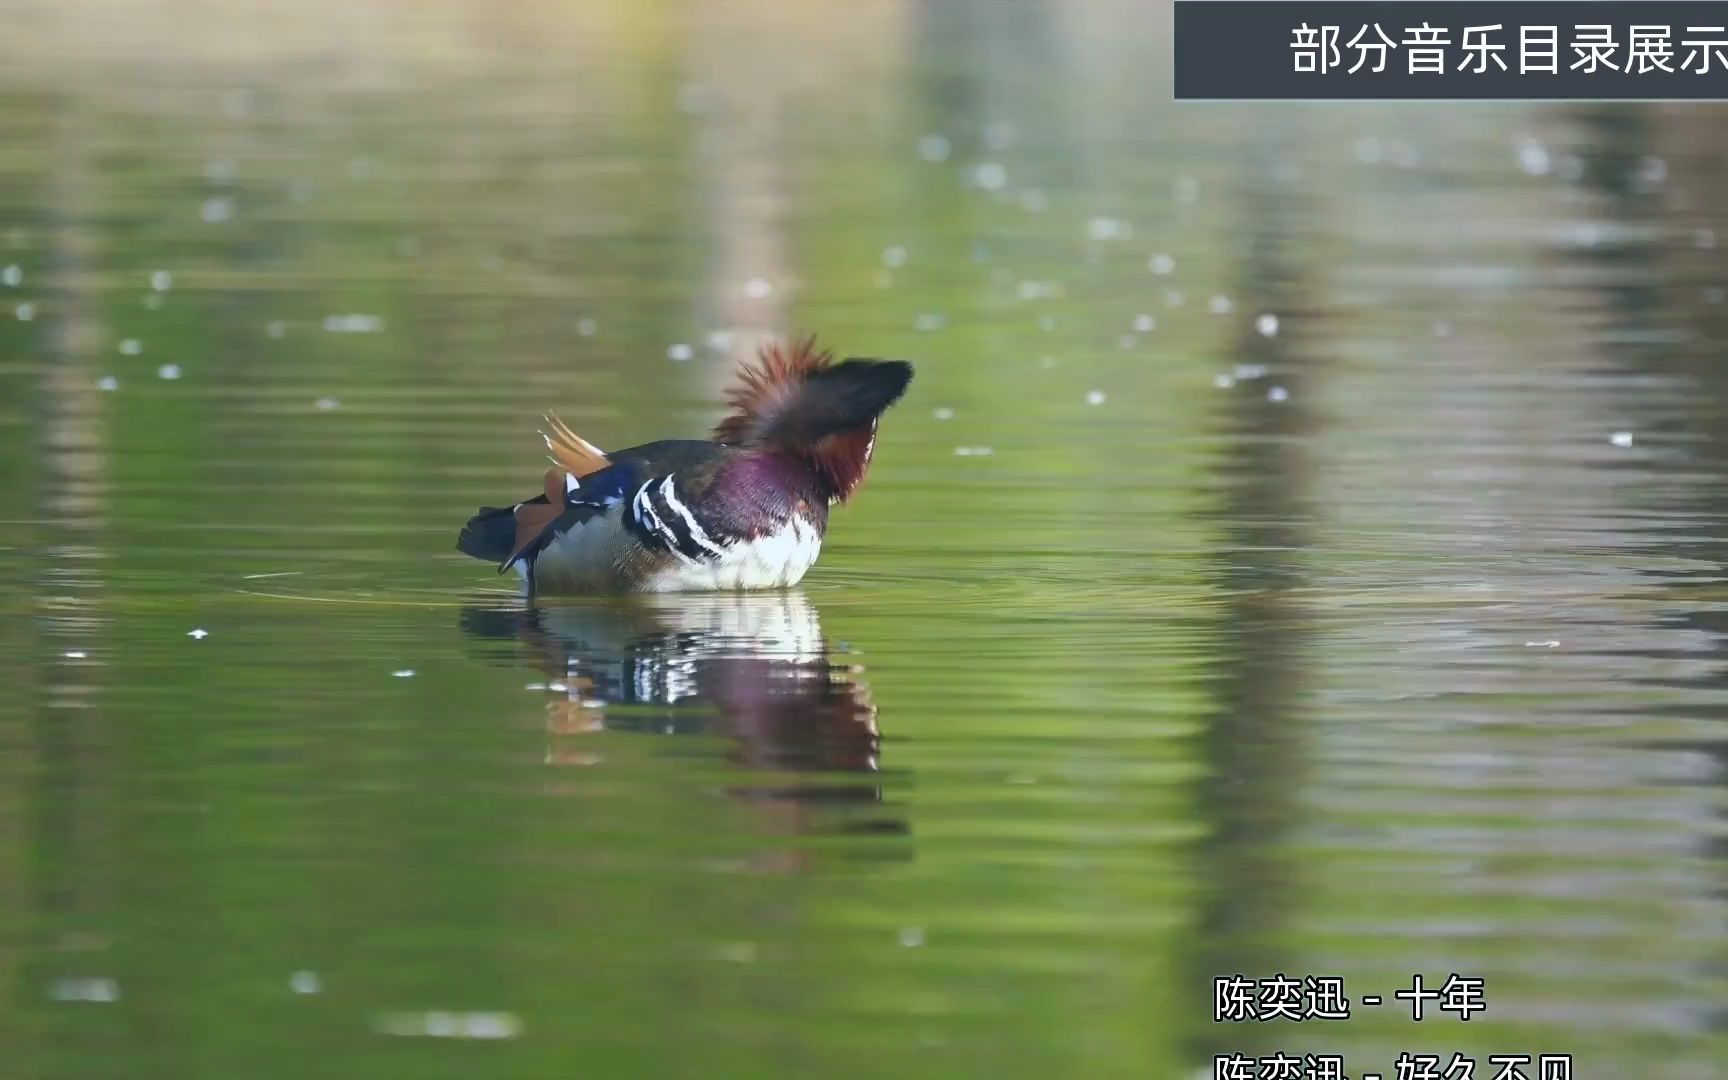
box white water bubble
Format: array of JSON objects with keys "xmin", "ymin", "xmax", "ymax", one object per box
[
  {"xmin": 157, "ymin": 363, "xmax": 182, "ymax": 380},
  {"xmin": 917, "ymin": 134, "xmax": 951, "ymax": 163},
  {"xmin": 1213, "ymin": 373, "xmax": 1237, "ymax": 389},
  {"xmin": 742, "ymin": 276, "xmax": 774, "ymax": 299},
  {"xmin": 576, "ymin": 316, "xmax": 597, "ymax": 337},
  {"xmin": 461, "ymin": 1014, "xmax": 518, "ymax": 1039},
  {"xmin": 1516, "ymin": 137, "xmax": 1551, "ymax": 176},
  {"xmin": 914, "ymin": 313, "xmax": 947, "ymax": 332},
  {"xmin": 373, "ymin": 1011, "xmax": 521, "ymax": 1040},
  {"xmin": 118, "ymin": 338, "xmax": 142, "ymax": 355},
  {"xmin": 1132, "ymin": 313, "xmax": 1156, "ymax": 333},
  {"xmin": 188, "ymin": 628, "xmax": 208, "ymax": 640},
  {"xmin": 1, "ymin": 264, "xmax": 19, "ymax": 287},
  {"xmin": 1087, "ymin": 216, "xmax": 1131, "ymax": 241},
  {"xmin": 151, "ymin": 270, "xmax": 173, "ymax": 292},
  {"xmin": 393, "ymin": 669, "xmax": 416, "ymax": 678},
  {"xmin": 666, "ymin": 343, "xmax": 694, "ymax": 362},
  {"xmin": 898, "ymin": 927, "xmax": 926, "ymax": 948},
  {"xmin": 1148, "ymin": 253, "xmax": 1176, "ymax": 275},
  {"xmin": 971, "ymin": 162, "xmax": 1007, "ymax": 191},
  {"xmin": 880, "ymin": 245, "xmax": 908, "ymax": 269},
  {"xmin": 1634, "ymin": 155, "xmax": 1668, "ymax": 190},
  {"xmin": 96, "ymin": 376, "xmax": 118, "ymax": 392},
  {"xmin": 201, "ymin": 197, "xmax": 234, "ymax": 224},
  {"xmin": 707, "ymin": 329, "xmax": 733, "ymax": 352},
  {"xmin": 289, "ymin": 970, "xmax": 322, "ymax": 995},
  {"xmin": 315, "ymin": 397, "xmax": 340, "ymax": 411},
  {"xmin": 15, "ymin": 302, "xmax": 34, "ymax": 321},
  {"xmin": 1017, "ymin": 188, "xmax": 1048, "ymax": 213},
  {"xmin": 1267, "ymin": 385, "xmax": 1290, "ymax": 403},
  {"xmin": 1209, "ymin": 294, "xmax": 1233, "ymax": 315},
  {"xmin": 1609, "ymin": 431, "xmax": 1634, "ymax": 448},
  {"xmin": 1085, "ymin": 389, "xmax": 1107, "ymax": 406},
  {"xmin": 265, "ymin": 321, "xmax": 286, "ymax": 339},
  {"xmin": 49, "ymin": 978, "xmax": 119, "ymax": 1003},
  {"xmin": 933, "ymin": 407, "xmax": 955, "ymax": 421},
  {"xmin": 322, "ymin": 314, "xmax": 384, "ymax": 333},
  {"xmin": 1256, "ymin": 313, "xmax": 1280, "ymax": 337},
  {"xmin": 1233, "ymin": 363, "xmax": 1269, "ymax": 381}
]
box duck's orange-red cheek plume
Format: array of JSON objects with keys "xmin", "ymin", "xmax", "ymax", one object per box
[{"xmin": 812, "ymin": 425, "xmax": 881, "ymax": 503}]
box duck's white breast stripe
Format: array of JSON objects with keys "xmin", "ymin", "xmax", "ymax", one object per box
[
  {"xmin": 632, "ymin": 484, "xmax": 691, "ymax": 561},
  {"xmin": 658, "ymin": 475, "xmax": 726, "ymax": 556}
]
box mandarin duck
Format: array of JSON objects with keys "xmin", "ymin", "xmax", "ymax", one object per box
[{"xmin": 457, "ymin": 338, "xmax": 912, "ymax": 594}]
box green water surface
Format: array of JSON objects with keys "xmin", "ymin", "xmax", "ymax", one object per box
[{"xmin": 0, "ymin": 3, "xmax": 1723, "ymax": 1077}]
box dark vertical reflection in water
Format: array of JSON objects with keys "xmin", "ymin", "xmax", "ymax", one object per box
[
  {"xmin": 32, "ymin": 99, "xmax": 113, "ymax": 1016},
  {"xmin": 905, "ymin": 0, "xmax": 1076, "ymax": 269},
  {"xmin": 911, "ymin": 0, "xmax": 1067, "ymax": 161},
  {"xmin": 1570, "ymin": 106, "xmax": 1653, "ymax": 199},
  {"xmin": 1184, "ymin": 121, "xmax": 1321, "ymax": 1065},
  {"xmin": 1573, "ymin": 106, "xmax": 1728, "ymax": 892}
]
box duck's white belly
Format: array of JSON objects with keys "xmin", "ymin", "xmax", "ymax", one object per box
[
  {"xmin": 641, "ymin": 515, "xmax": 823, "ymax": 593},
  {"xmin": 526, "ymin": 509, "xmax": 823, "ymax": 594}
]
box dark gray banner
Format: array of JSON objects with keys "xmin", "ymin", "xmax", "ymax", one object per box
[{"xmin": 1175, "ymin": 1, "xmax": 1728, "ymax": 99}]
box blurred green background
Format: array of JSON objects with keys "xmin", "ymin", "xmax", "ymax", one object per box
[{"xmin": 0, "ymin": 1, "xmax": 1724, "ymax": 1077}]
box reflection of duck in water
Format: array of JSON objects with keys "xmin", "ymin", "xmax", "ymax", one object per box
[{"xmin": 461, "ymin": 591, "xmax": 907, "ymax": 843}]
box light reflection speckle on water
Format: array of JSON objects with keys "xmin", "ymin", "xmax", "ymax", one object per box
[{"xmin": 0, "ymin": 0, "xmax": 1725, "ymax": 1078}]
